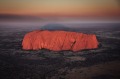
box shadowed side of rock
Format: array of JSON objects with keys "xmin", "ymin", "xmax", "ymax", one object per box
[{"xmin": 22, "ymin": 30, "xmax": 99, "ymax": 52}]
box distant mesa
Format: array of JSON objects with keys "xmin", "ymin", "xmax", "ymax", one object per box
[
  {"xmin": 22, "ymin": 30, "xmax": 99, "ymax": 52},
  {"xmin": 40, "ymin": 24, "xmax": 70, "ymax": 31}
]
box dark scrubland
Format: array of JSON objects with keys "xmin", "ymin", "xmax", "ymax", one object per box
[{"xmin": 0, "ymin": 23, "xmax": 120, "ymax": 79}]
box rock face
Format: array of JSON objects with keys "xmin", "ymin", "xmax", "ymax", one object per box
[{"xmin": 22, "ymin": 30, "xmax": 99, "ymax": 52}]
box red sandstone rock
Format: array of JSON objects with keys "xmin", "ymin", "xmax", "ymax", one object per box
[{"xmin": 22, "ymin": 30, "xmax": 99, "ymax": 52}]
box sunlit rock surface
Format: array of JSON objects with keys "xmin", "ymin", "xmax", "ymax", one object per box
[{"xmin": 22, "ymin": 30, "xmax": 99, "ymax": 51}]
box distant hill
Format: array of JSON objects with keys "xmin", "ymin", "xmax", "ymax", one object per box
[{"xmin": 0, "ymin": 14, "xmax": 42, "ymax": 21}]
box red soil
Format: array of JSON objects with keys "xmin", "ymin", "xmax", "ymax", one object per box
[{"xmin": 22, "ymin": 30, "xmax": 99, "ymax": 52}]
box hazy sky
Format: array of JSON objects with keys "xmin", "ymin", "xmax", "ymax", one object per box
[{"xmin": 0, "ymin": 0, "xmax": 120, "ymax": 18}]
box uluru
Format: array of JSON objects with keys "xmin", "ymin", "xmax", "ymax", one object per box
[{"xmin": 22, "ymin": 30, "xmax": 99, "ymax": 52}]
